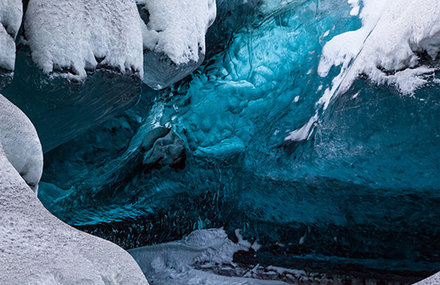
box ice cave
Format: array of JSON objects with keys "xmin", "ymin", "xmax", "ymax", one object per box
[{"xmin": 2, "ymin": 0, "xmax": 440, "ymax": 284}]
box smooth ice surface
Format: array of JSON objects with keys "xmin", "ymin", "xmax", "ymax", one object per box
[
  {"xmin": 0, "ymin": 94, "xmax": 42, "ymax": 192},
  {"xmin": 138, "ymin": 0, "xmax": 216, "ymax": 89},
  {"xmin": 0, "ymin": 138, "xmax": 148, "ymax": 284},
  {"xmin": 25, "ymin": 0, "xmax": 144, "ymax": 80},
  {"xmin": 319, "ymin": 0, "xmax": 440, "ymax": 100}
]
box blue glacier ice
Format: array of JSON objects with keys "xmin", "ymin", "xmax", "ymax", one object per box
[{"xmin": 5, "ymin": 0, "xmax": 439, "ymax": 283}]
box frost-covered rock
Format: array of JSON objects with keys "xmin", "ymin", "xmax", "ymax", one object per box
[
  {"xmin": 0, "ymin": 0, "xmax": 22, "ymax": 89},
  {"xmin": 318, "ymin": 0, "xmax": 440, "ymax": 100},
  {"xmin": 25, "ymin": 0, "xmax": 143, "ymax": 80},
  {"xmin": 137, "ymin": 0, "xmax": 216, "ymax": 89},
  {"xmin": 0, "ymin": 94, "xmax": 42, "ymax": 192},
  {"xmin": 0, "ymin": 130, "xmax": 149, "ymax": 284}
]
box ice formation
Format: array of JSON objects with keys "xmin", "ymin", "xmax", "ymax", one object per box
[
  {"xmin": 25, "ymin": 0, "xmax": 144, "ymax": 80},
  {"xmin": 318, "ymin": 0, "xmax": 440, "ymax": 102},
  {"xmin": 0, "ymin": 94, "xmax": 42, "ymax": 192},
  {"xmin": 0, "ymin": 100, "xmax": 149, "ymax": 284},
  {"xmin": 138, "ymin": 0, "xmax": 216, "ymax": 89}
]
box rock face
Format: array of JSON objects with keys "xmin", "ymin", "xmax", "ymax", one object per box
[
  {"xmin": 0, "ymin": 95, "xmax": 149, "ymax": 285},
  {"xmin": 137, "ymin": 0, "xmax": 216, "ymax": 89}
]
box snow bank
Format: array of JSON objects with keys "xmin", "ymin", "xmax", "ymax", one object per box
[
  {"xmin": 0, "ymin": 94, "xmax": 42, "ymax": 192},
  {"xmin": 0, "ymin": 134, "xmax": 149, "ymax": 284},
  {"xmin": 137, "ymin": 0, "xmax": 216, "ymax": 89},
  {"xmin": 25, "ymin": 0, "xmax": 144, "ymax": 80},
  {"xmin": 0, "ymin": 0, "xmax": 21, "ymax": 71},
  {"xmin": 318, "ymin": 0, "xmax": 440, "ymax": 102}
]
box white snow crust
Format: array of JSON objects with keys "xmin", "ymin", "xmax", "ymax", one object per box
[
  {"xmin": 318, "ymin": 0, "xmax": 440, "ymax": 103},
  {"xmin": 25, "ymin": 0, "xmax": 144, "ymax": 80},
  {"xmin": 0, "ymin": 94, "xmax": 42, "ymax": 192},
  {"xmin": 129, "ymin": 228, "xmax": 289, "ymax": 285},
  {"xmin": 0, "ymin": 0, "xmax": 22, "ymax": 71},
  {"xmin": 138, "ymin": 0, "xmax": 216, "ymax": 65},
  {"xmin": 0, "ymin": 139, "xmax": 149, "ymax": 284}
]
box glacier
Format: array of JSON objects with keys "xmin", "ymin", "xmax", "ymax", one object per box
[{"xmin": 2, "ymin": 0, "xmax": 440, "ymax": 284}]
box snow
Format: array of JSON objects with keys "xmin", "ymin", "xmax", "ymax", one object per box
[
  {"xmin": 24, "ymin": 0, "xmax": 144, "ymax": 80},
  {"xmin": 129, "ymin": 228, "xmax": 289, "ymax": 285},
  {"xmin": 138, "ymin": 0, "xmax": 216, "ymax": 66},
  {"xmin": 0, "ymin": 94, "xmax": 43, "ymax": 192},
  {"xmin": 0, "ymin": 133, "xmax": 149, "ymax": 284},
  {"xmin": 318, "ymin": 0, "xmax": 440, "ymax": 106},
  {"xmin": 0, "ymin": 0, "xmax": 22, "ymax": 71},
  {"xmin": 138, "ymin": 0, "xmax": 216, "ymax": 89}
]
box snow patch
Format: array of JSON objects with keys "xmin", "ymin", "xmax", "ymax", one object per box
[
  {"xmin": 138, "ymin": 0, "xmax": 216, "ymax": 65},
  {"xmin": 318, "ymin": 0, "xmax": 440, "ymax": 105},
  {"xmin": 129, "ymin": 228, "xmax": 288, "ymax": 285},
  {"xmin": 25, "ymin": 0, "xmax": 144, "ymax": 80},
  {"xmin": 0, "ymin": 0, "xmax": 22, "ymax": 71}
]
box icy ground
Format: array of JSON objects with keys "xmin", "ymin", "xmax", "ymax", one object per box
[{"xmin": 129, "ymin": 229, "xmax": 421, "ymax": 284}]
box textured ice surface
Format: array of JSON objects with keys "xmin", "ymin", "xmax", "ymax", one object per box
[
  {"xmin": 138, "ymin": 0, "xmax": 216, "ymax": 89},
  {"xmin": 0, "ymin": 144, "xmax": 149, "ymax": 284},
  {"xmin": 0, "ymin": 94, "xmax": 42, "ymax": 192},
  {"xmin": 25, "ymin": 0, "xmax": 143, "ymax": 80},
  {"xmin": 0, "ymin": 0, "xmax": 22, "ymax": 89},
  {"xmin": 36, "ymin": 0, "xmax": 440, "ymax": 281}
]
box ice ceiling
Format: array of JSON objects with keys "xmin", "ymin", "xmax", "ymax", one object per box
[{"xmin": 2, "ymin": 0, "xmax": 440, "ymax": 283}]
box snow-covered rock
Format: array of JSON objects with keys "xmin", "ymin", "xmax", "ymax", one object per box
[
  {"xmin": 25, "ymin": 0, "xmax": 144, "ymax": 80},
  {"xmin": 137, "ymin": 0, "xmax": 216, "ymax": 89},
  {"xmin": 0, "ymin": 0, "xmax": 22, "ymax": 89},
  {"xmin": 0, "ymin": 94, "xmax": 42, "ymax": 192},
  {"xmin": 318, "ymin": 0, "xmax": 440, "ymax": 105},
  {"xmin": 0, "ymin": 114, "xmax": 149, "ymax": 284}
]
